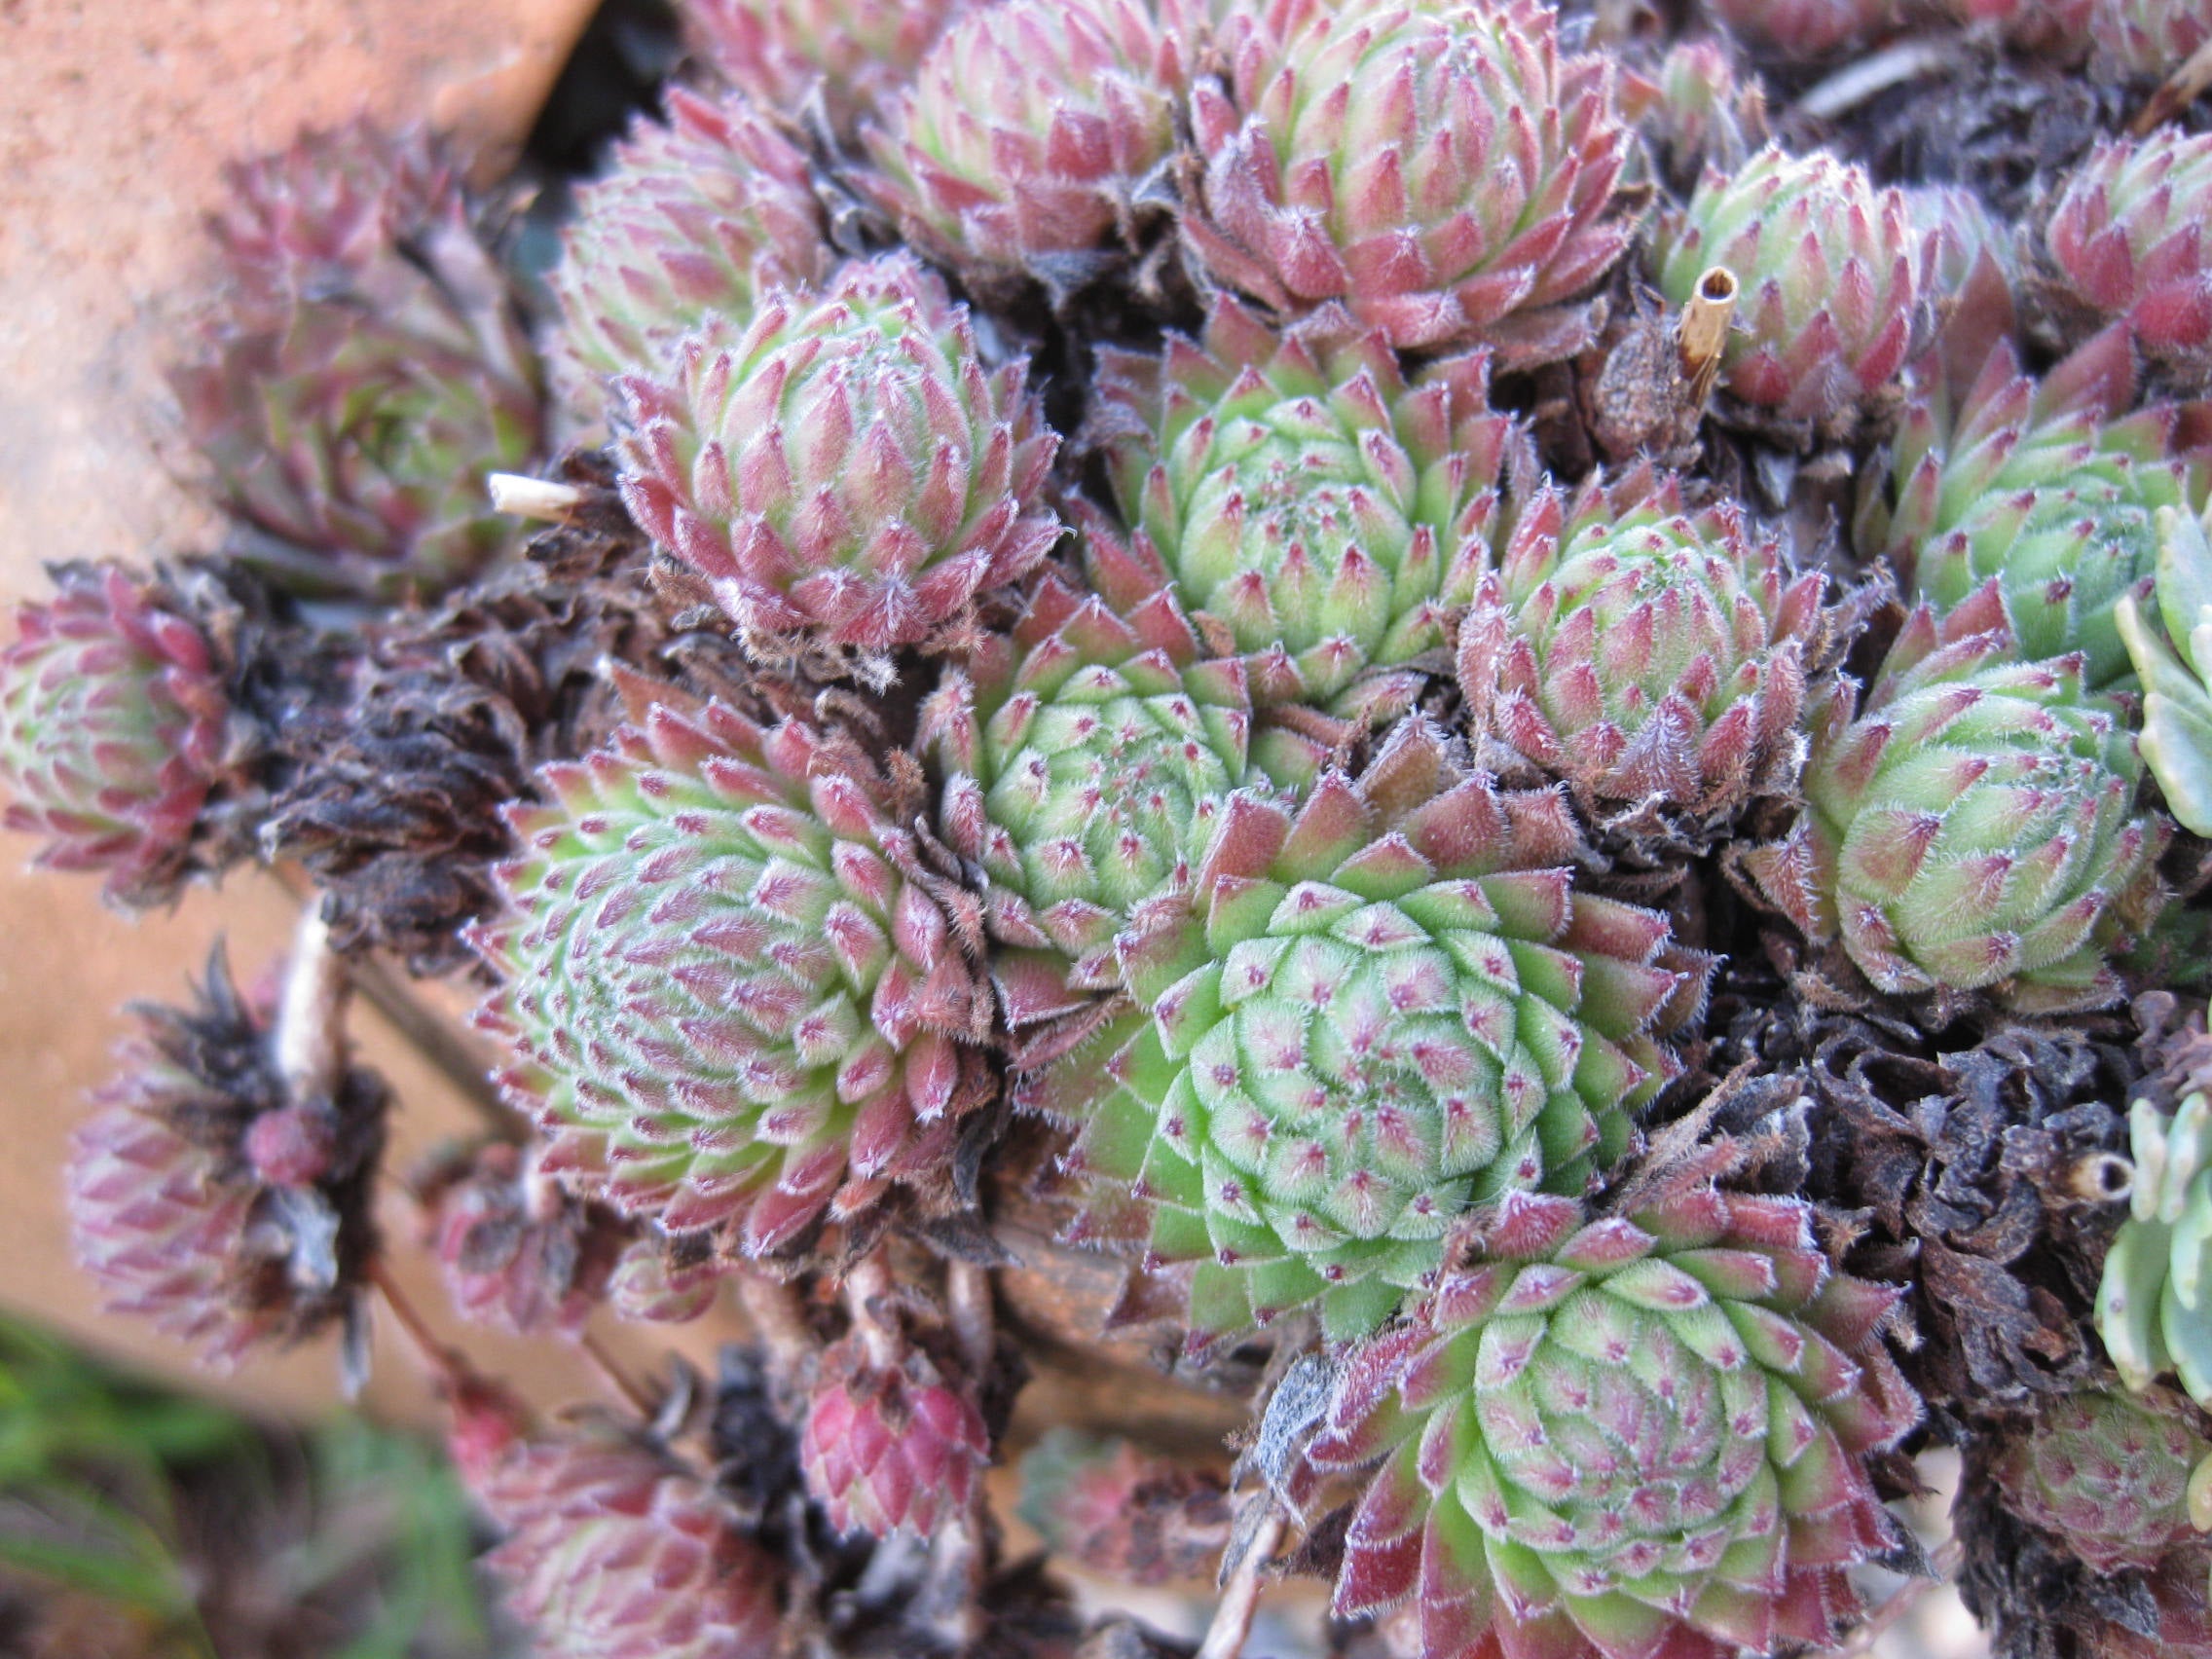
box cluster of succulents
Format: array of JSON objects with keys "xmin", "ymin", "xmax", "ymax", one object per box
[{"xmin": 15, "ymin": 1, "xmax": 2212, "ymax": 1656}]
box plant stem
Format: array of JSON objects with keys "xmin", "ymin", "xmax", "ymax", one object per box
[
  {"xmin": 366, "ymin": 1258, "xmax": 464, "ymax": 1387},
  {"xmin": 275, "ymin": 906, "xmax": 349, "ymax": 1101},
  {"xmin": 1198, "ymin": 1509, "xmax": 1285, "ymax": 1659},
  {"xmin": 578, "ymin": 1330, "xmax": 658, "ymax": 1420}
]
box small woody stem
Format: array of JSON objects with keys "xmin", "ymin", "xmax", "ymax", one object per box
[
  {"xmin": 843, "ymin": 1255, "xmax": 902, "ymax": 1368},
  {"xmin": 275, "ymin": 906, "xmax": 350, "ymax": 1101},
  {"xmin": 578, "ymin": 1330, "xmax": 659, "ymax": 1420},
  {"xmin": 487, "ymin": 472, "xmax": 589, "ymax": 523},
  {"xmin": 1198, "ymin": 1509, "xmax": 1286, "ymax": 1659},
  {"xmin": 2135, "ymin": 36, "xmax": 2212, "ymax": 134},
  {"xmin": 1677, "ymin": 265, "xmax": 1738, "ymax": 412},
  {"xmin": 945, "ymin": 1259, "xmax": 995, "ymax": 1377},
  {"xmin": 367, "ymin": 1258, "xmax": 465, "ymax": 1385}
]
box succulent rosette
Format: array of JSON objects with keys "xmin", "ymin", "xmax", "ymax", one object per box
[
  {"xmin": 860, "ymin": 0, "xmax": 1188, "ymax": 286},
  {"xmin": 687, "ymin": 0, "xmax": 965, "ymax": 133},
  {"xmin": 452, "ymin": 1399, "xmax": 784, "ymax": 1659},
  {"xmin": 1050, "ymin": 721, "xmax": 1707, "ymax": 1345},
  {"xmin": 547, "ymin": 89, "xmax": 830, "ymax": 424},
  {"xmin": 1706, "ymin": 0, "xmax": 1901, "ymax": 57},
  {"xmin": 1091, "ymin": 298, "xmax": 1524, "ymax": 719},
  {"xmin": 2120, "ymin": 501, "xmax": 2212, "ymax": 834},
  {"xmin": 2091, "ymin": 0, "xmax": 2212, "ymax": 78},
  {"xmin": 172, "ymin": 127, "xmax": 544, "ymax": 603},
  {"xmin": 918, "ymin": 571, "xmax": 1268, "ymax": 1044},
  {"xmin": 1902, "ymin": 184, "xmax": 2017, "ymax": 305},
  {"xmin": 1653, "ymin": 145, "xmax": 1935, "ymax": 435},
  {"xmin": 1638, "ymin": 41, "xmax": 1768, "ymax": 195},
  {"xmin": 0, "ymin": 563, "xmax": 231, "ymax": 906},
  {"xmin": 1941, "ymin": 0, "xmax": 2094, "ymax": 51},
  {"xmin": 469, "ymin": 699, "xmax": 990, "ymax": 1256},
  {"xmin": 2040, "ymin": 130, "xmax": 2212, "ymax": 388},
  {"xmin": 799, "ymin": 1329, "xmax": 992, "ymax": 1538},
  {"xmin": 1183, "ymin": 0, "xmax": 1634, "ymax": 355},
  {"xmin": 1015, "ymin": 1429, "xmax": 1232, "ymax": 1585},
  {"xmin": 1305, "ymin": 1187, "xmax": 1918, "ymax": 1659},
  {"xmin": 616, "ymin": 254, "xmax": 1061, "ymax": 670},
  {"xmin": 207, "ymin": 121, "xmax": 453, "ymax": 319},
  {"xmin": 66, "ymin": 949, "xmax": 388, "ymax": 1371},
  {"xmin": 2097, "ymin": 1093, "xmax": 2212, "ymax": 1408},
  {"xmin": 1458, "ymin": 472, "xmax": 1830, "ymax": 837},
  {"xmin": 606, "ymin": 1230, "xmax": 726, "ymax": 1324},
  {"xmin": 1747, "ymin": 595, "xmax": 2169, "ymax": 1014},
  {"xmin": 1860, "ymin": 330, "xmax": 2197, "ymax": 689},
  {"xmin": 422, "ymin": 1141, "xmax": 622, "ymax": 1339},
  {"xmin": 1993, "ymin": 1386, "xmax": 2211, "ymax": 1573}
]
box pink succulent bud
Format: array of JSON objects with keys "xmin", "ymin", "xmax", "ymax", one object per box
[
  {"xmin": 799, "ymin": 1330, "xmax": 990, "ymax": 1538},
  {"xmin": 1655, "ymin": 145, "xmax": 1936, "ymax": 436},
  {"xmin": 547, "ymin": 89, "xmax": 830, "ymax": 426},
  {"xmin": 1183, "ymin": 0, "xmax": 1634, "ymax": 357},
  {"xmin": 861, "ymin": 0, "xmax": 1189, "ymax": 286},
  {"xmin": 687, "ymin": 0, "xmax": 965, "ymax": 134},
  {"xmin": 0, "ymin": 564, "xmax": 230, "ymax": 908},
  {"xmin": 2042, "ymin": 129, "xmax": 2212, "ymax": 388},
  {"xmin": 462, "ymin": 1417, "xmax": 784, "ymax": 1658},
  {"xmin": 616, "ymin": 255, "xmax": 1061, "ymax": 669}
]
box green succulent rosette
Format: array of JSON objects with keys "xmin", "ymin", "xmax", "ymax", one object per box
[
  {"xmin": 1861, "ymin": 328, "xmax": 2200, "ymax": 689},
  {"xmin": 470, "ymin": 700, "xmax": 990, "ymax": 1256},
  {"xmin": 1049, "ymin": 721, "xmax": 1706, "ymax": 1346},
  {"xmin": 1994, "ymin": 1386, "xmax": 2212, "ymax": 1574},
  {"xmin": 1748, "ymin": 591, "xmax": 2169, "ymax": 1014},
  {"xmin": 2120, "ymin": 500, "xmax": 2212, "ymax": 834},
  {"xmin": 1306, "ymin": 1187, "xmax": 1918, "ymax": 1659},
  {"xmin": 919, "ymin": 570, "xmax": 1295, "ymax": 1050},
  {"xmin": 1091, "ymin": 297, "xmax": 1526, "ymax": 719}
]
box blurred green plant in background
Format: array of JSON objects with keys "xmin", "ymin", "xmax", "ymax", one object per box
[{"xmin": 0, "ymin": 1314, "xmax": 505, "ymax": 1658}]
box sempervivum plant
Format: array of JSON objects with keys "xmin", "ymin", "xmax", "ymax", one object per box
[
  {"xmin": 687, "ymin": 0, "xmax": 965, "ymax": 134},
  {"xmin": 2039, "ymin": 130, "xmax": 2212, "ymax": 389},
  {"xmin": 171, "ymin": 125, "xmax": 544, "ymax": 604},
  {"xmin": 469, "ymin": 699, "xmax": 991, "ymax": 1258},
  {"xmin": 859, "ymin": 0, "xmax": 1188, "ymax": 289},
  {"xmin": 1457, "ymin": 471, "xmax": 1832, "ymax": 844},
  {"xmin": 918, "ymin": 572, "xmax": 1270, "ymax": 1045},
  {"xmin": 545, "ymin": 89, "xmax": 830, "ymax": 427},
  {"xmin": 450, "ymin": 1392, "xmax": 784, "ymax": 1659},
  {"xmin": 0, "ymin": 563, "xmax": 232, "ymax": 908},
  {"xmin": 2120, "ymin": 500, "xmax": 2212, "ymax": 833},
  {"xmin": 2092, "ymin": 0, "xmax": 2212, "ymax": 78},
  {"xmin": 616, "ymin": 254, "xmax": 1060, "ymax": 675},
  {"xmin": 1859, "ymin": 329, "xmax": 2197, "ymax": 689},
  {"xmin": 2098, "ymin": 1093, "xmax": 2212, "ymax": 1404},
  {"xmin": 1746, "ymin": 595, "xmax": 2168, "ymax": 1014},
  {"xmin": 1051, "ymin": 721, "xmax": 1707, "ymax": 1344},
  {"xmin": 799, "ymin": 1325, "xmax": 991, "ymax": 1538},
  {"xmin": 1653, "ymin": 145, "xmax": 1935, "ymax": 437},
  {"xmin": 67, "ymin": 948, "xmax": 388, "ymax": 1371},
  {"xmin": 1940, "ymin": 0, "xmax": 2094, "ymax": 51},
  {"xmin": 1993, "ymin": 1387, "xmax": 2212, "ymax": 1573},
  {"xmin": 419, "ymin": 1141, "xmax": 623, "ymax": 1339},
  {"xmin": 1705, "ymin": 0, "xmax": 1900, "ymax": 57},
  {"xmin": 207, "ymin": 121, "xmax": 452, "ymax": 318},
  {"xmin": 1088, "ymin": 299, "xmax": 1525, "ymax": 719},
  {"xmin": 1306, "ymin": 1186, "xmax": 1918, "ymax": 1659},
  {"xmin": 1183, "ymin": 0, "xmax": 1635, "ymax": 356}
]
